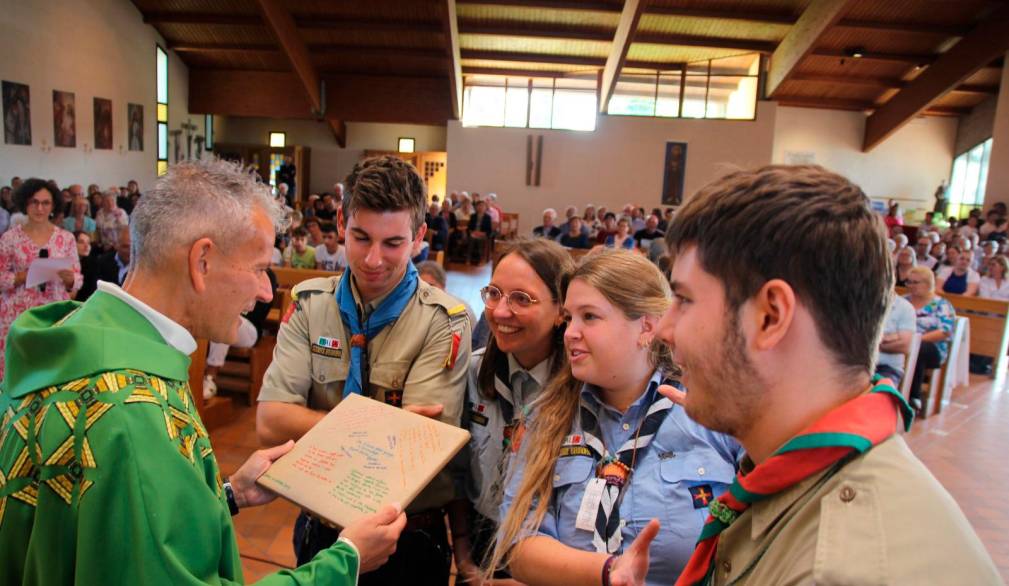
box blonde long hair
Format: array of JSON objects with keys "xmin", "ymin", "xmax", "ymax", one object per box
[{"xmin": 483, "ymin": 250, "xmax": 675, "ymax": 578}]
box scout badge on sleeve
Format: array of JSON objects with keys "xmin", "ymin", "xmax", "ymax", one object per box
[
  {"xmin": 281, "ymin": 300, "xmax": 300, "ymax": 324},
  {"xmin": 443, "ymin": 304, "xmax": 468, "ymax": 370},
  {"xmin": 444, "ymin": 331, "xmax": 462, "ymax": 369}
]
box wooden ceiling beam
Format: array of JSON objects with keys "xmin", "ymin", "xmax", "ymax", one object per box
[
  {"xmin": 253, "ymin": 0, "xmax": 346, "ymax": 146},
  {"xmin": 462, "ymin": 64, "xmax": 684, "ymax": 78},
  {"xmin": 863, "ymin": 7, "xmax": 1009, "ymax": 151},
  {"xmin": 170, "ymin": 42, "xmax": 277, "ymax": 53},
  {"xmin": 632, "ymin": 32, "xmax": 775, "ymax": 53},
  {"xmin": 789, "ymin": 73, "xmax": 998, "ymax": 94},
  {"xmin": 775, "ymin": 97, "xmax": 874, "ymax": 111},
  {"xmin": 645, "ymin": 5, "xmax": 793, "ymax": 23},
  {"xmin": 457, "ymin": 0, "xmax": 621, "ymax": 11},
  {"xmin": 464, "ymin": 67, "xmax": 569, "ymax": 78},
  {"xmin": 775, "ymin": 97, "xmax": 970, "ymax": 116},
  {"xmin": 811, "ymin": 48, "xmax": 934, "ymax": 65},
  {"xmin": 953, "ymin": 83, "xmax": 999, "ymax": 95},
  {"xmin": 142, "ymin": 11, "xmax": 440, "ymax": 32},
  {"xmin": 599, "ymin": 0, "xmax": 648, "ymax": 113},
  {"xmin": 457, "ymin": 1, "xmax": 965, "ymax": 36},
  {"xmin": 461, "ymin": 49, "xmax": 603, "ymax": 67},
  {"xmin": 327, "ymin": 119, "xmax": 346, "ymax": 147},
  {"xmin": 189, "ymin": 70, "xmax": 453, "ymax": 125},
  {"xmin": 834, "ymin": 19, "xmax": 968, "ymax": 37},
  {"xmin": 458, "ymin": 21, "xmax": 613, "ymax": 41},
  {"xmin": 461, "ymin": 49, "xmax": 682, "ymax": 71},
  {"xmin": 789, "ymin": 73, "xmax": 899, "ymax": 89},
  {"xmin": 459, "ymin": 20, "xmax": 776, "ymax": 52},
  {"xmin": 254, "ymin": 0, "xmax": 319, "ymax": 112},
  {"xmin": 443, "ymin": 0, "xmax": 464, "ymax": 119},
  {"xmin": 142, "ymin": 11, "xmax": 262, "ymax": 25},
  {"xmin": 170, "ymin": 42, "xmax": 447, "ymax": 60},
  {"xmin": 767, "ymin": 0, "xmax": 854, "ymax": 97}
]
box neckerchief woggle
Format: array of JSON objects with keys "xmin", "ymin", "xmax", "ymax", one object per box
[
  {"xmin": 335, "ymin": 262, "xmax": 418, "ymax": 397},
  {"xmin": 675, "ymin": 376, "xmax": 913, "ymax": 586},
  {"xmin": 580, "ymin": 378, "xmax": 677, "ymax": 553}
]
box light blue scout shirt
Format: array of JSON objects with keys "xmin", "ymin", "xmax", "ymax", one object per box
[
  {"xmin": 464, "ymin": 347, "xmax": 552, "ymax": 521},
  {"xmin": 500, "ymin": 371, "xmax": 742, "ymax": 585}
]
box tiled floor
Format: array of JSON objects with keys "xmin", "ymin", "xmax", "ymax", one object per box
[{"xmin": 213, "ymin": 260, "xmax": 1009, "ymax": 582}]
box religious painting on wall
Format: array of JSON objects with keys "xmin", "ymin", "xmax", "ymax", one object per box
[
  {"xmin": 128, "ymin": 103, "xmax": 143, "ymax": 151},
  {"xmin": 661, "ymin": 141, "xmax": 687, "ymax": 206},
  {"xmin": 2, "ymin": 81, "xmax": 31, "ymax": 145},
  {"xmin": 53, "ymin": 90, "xmax": 76, "ymax": 147},
  {"xmin": 93, "ymin": 97, "xmax": 112, "ymax": 150}
]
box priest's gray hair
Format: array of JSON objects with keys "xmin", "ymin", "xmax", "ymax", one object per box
[{"xmin": 131, "ymin": 158, "xmax": 290, "ymax": 270}]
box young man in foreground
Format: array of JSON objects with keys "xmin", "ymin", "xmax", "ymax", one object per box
[{"xmin": 657, "ymin": 165, "xmax": 999, "ymax": 585}]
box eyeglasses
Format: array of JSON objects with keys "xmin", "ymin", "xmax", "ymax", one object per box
[
  {"xmin": 27, "ymin": 199, "xmax": 53, "ymax": 208},
  {"xmin": 481, "ymin": 285, "xmax": 540, "ymax": 312}
]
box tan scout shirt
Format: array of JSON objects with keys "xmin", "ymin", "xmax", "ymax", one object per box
[
  {"xmin": 710, "ymin": 435, "xmax": 999, "ymax": 585},
  {"xmin": 258, "ymin": 274, "xmax": 472, "ymax": 512}
]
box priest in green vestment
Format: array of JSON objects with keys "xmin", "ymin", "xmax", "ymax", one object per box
[{"xmin": 0, "ymin": 159, "xmax": 405, "ymax": 585}]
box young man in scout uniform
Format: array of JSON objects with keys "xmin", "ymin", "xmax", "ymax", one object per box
[
  {"xmin": 656, "ymin": 165, "xmax": 999, "ymax": 585},
  {"xmin": 0, "ymin": 158, "xmax": 404, "ymax": 584},
  {"xmin": 257, "ymin": 155, "xmax": 472, "ymax": 585}
]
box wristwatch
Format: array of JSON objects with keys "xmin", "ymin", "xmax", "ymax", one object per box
[{"xmin": 223, "ymin": 480, "xmax": 240, "ymax": 516}]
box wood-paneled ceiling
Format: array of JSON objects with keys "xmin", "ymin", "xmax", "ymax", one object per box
[{"xmin": 131, "ymin": 0, "xmax": 1008, "ymax": 149}]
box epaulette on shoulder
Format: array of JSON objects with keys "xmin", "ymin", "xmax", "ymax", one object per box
[
  {"xmin": 291, "ymin": 275, "xmax": 340, "ymax": 299},
  {"xmin": 417, "ymin": 281, "xmax": 469, "ymax": 320}
]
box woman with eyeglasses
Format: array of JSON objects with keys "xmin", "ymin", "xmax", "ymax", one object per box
[
  {"xmin": 448, "ymin": 238, "xmax": 574, "ymax": 585},
  {"xmin": 904, "ymin": 266, "xmax": 956, "ymax": 413},
  {"xmin": 0, "ymin": 178, "xmax": 82, "ymax": 379},
  {"xmin": 484, "ymin": 251, "xmax": 740, "ymax": 586}
]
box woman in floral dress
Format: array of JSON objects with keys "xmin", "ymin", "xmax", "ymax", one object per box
[{"xmin": 0, "ymin": 179, "xmax": 82, "ymax": 379}]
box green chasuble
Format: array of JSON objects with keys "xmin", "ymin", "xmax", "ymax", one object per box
[{"xmin": 0, "ymin": 291, "xmax": 359, "ymax": 585}]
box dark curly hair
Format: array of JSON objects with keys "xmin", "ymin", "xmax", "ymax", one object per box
[{"xmin": 13, "ymin": 178, "xmax": 60, "ymax": 214}]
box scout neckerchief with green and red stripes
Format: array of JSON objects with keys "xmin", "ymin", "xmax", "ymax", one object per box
[{"xmin": 675, "ymin": 376, "xmax": 913, "ymax": 586}]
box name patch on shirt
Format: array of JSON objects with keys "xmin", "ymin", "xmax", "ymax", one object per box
[
  {"xmin": 688, "ymin": 484, "xmax": 715, "ymax": 509},
  {"xmin": 469, "ymin": 409, "xmax": 489, "ymax": 427},
  {"xmin": 310, "ymin": 343, "xmax": 342, "ymax": 359},
  {"xmin": 559, "ymin": 445, "xmax": 592, "ymax": 458}
]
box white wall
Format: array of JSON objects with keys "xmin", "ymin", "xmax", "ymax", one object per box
[
  {"xmin": 214, "ymin": 117, "xmax": 447, "ymax": 193},
  {"xmin": 446, "ymin": 101, "xmax": 778, "ymax": 232},
  {"xmin": 772, "ymin": 106, "xmax": 957, "ymax": 216},
  {"xmin": 0, "ymin": 0, "xmax": 201, "ymax": 190}
]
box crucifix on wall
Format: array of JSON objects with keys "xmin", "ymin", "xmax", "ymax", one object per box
[
  {"xmin": 181, "ymin": 119, "xmax": 198, "ymax": 159},
  {"xmin": 170, "ymin": 129, "xmax": 183, "ymax": 163}
]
